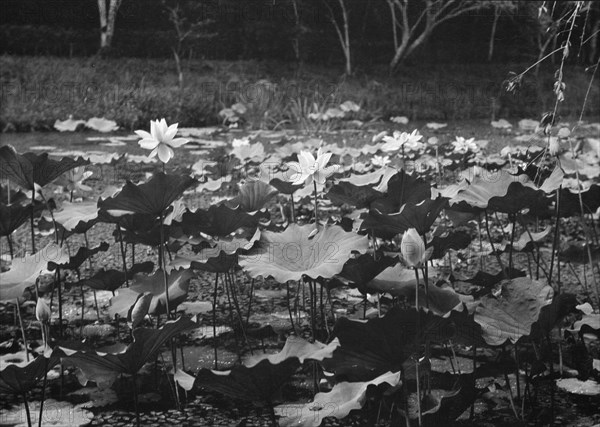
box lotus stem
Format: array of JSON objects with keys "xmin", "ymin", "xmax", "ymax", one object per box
[
  {"xmin": 286, "ymin": 281, "xmax": 295, "ymax": 333},
  {"xmin": 132, "ymin": 374, "xmax": 141, "ymax": 427},
  {"xmin": 290, "ymin": 192, "xmax": 296, "ymax": 223},
  {"xmin": 484, "ymin": 210, "xmax": 506, "ymax": 275},
  {"xmin": 38, "ymin": 357, "xmax": 49, "ymax": 427},
  {"xmin": 115, "ymin": 225, "xmax": 129, "ymax": 287},
  {"xmin": 313, "ymin": 180, "xmax": 319, "ymax": 229},
  {"xmin": 7, "ymin": 234, "xmax": 14, "ymax": 259},
  {"xmin": 56, "ymin": 268, "xmax": 63, "ymax": 338},
  {"xmin": 413, "ymin": 267, "xmax": 422, "ymax": 427},
  {"xmin": 508, "ymin": 215, "xmax": 516, "ymax": 272},
  {"xmin": 29, "ymin": 188, "xmax": 36, "ymax": 254},
  {"xmin": 15, "ymin": 300, "xmax": 30, "ymax": 362},
  {"xmin": 246, "ymin": 278, "xmax": 255, "ymax": 327},
  {"xmin": 213, "ymin": 273, "xmax": 219, "ymax": 369},
  {"xmin": 22, "ymin": 393, "xmax": 32, "ymax": 427}
]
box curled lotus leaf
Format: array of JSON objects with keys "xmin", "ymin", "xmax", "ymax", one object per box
[
  {"xmin": 98, "ymin": 172, "xmax": 197, "ymax": 217},
  {"xmin": 61, "ymin": 316, "xmax": 197, "ymax": 388},
  {"xmin": 275, "ymin": 371, "xmax": 401, "ymax": 427},
  {"xmin": 0, "ymin": 243, "xmax": 69, "ymax": 301},
  {"xmin": 0, "ymin": 145, "xmax": 89, "ymax": 190}
]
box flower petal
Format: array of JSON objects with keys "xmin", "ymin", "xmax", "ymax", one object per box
[
  {"xmin": 157, "ymin": 143, "xmax": 174, "ymax": 163},
  {"xmin": 164, "ymin": 123, "xmax": 179, "ymax": 141},
  {"xmin": 135, "ymin": 130, "xmax": 153, "ymax": 139},
  {"xmin": 168, "ymin": 137, "xmax": 189, "ymax": 148},
  {"xmin": 150, "ymin": 120, "xmax": 160, "ymax": 140},
  {"xmin": 139, "ymin": 139, "xmax": 159, "ymax": 150}
]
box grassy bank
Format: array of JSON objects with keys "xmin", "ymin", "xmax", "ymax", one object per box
[{"xmin": 1, "ymin": 55, "xmax": 598, "ymax": 131}]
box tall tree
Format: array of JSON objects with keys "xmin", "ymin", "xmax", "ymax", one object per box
[
  {"xmin": 487, "ymin": 1, "xmax": 518, "ymax": 61},
  {"xmin": 386, "ymin": 0, "xmax": 487, "ymax": 70},
  {"xmin": 97, "ymin": 0, "xmax": 122, "ymax": 51},
  {"xmin": 324, "ymin": 0, "xmax": 353, "ymax": 75}
]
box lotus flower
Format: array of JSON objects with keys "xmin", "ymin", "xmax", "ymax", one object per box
[
  {"xmin": 400, "ymin": 228, "xmax": 432, "ymax": 268},
  {"xmin": 35, "ymin": 298, "xmax": 51, "ymax": 324},
  {"xmin": 372, "ymin": 155, "xmax": 391, "ymax": 168},
  {"xmin": 452, "ymin": 136, "xmax": 479, "ymax": 154},
  {"xmin": 286, "ymin": 147, "xmax": 337, "ymax": 186},
  {"xmin": 135, "ymin": 119, "xmax": 189, "ymax": 163},
  {"xmin": 381, "ymin": 129, "xmax": 423, "ymax": 153},
  {"xmin": 56, "ymin": 167, "xmax": 93, "ymax": 193}
]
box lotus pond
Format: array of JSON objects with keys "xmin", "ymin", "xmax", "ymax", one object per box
[{"xmin": 1, "ymin": 117, "xmax": 599, "ymax": 427}]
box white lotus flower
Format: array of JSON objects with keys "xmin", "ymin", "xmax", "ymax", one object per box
[
  {"xmin": 400, "ymin": 228, "xmax": 432, "ymax": 268},
  {"xmin": 57, "ymin": 167, "xmax": 93, "ymax": 193},
  {"xmin": 381, "ymin": 129, "xmax": 423, "ymax": 153},
  {"xmin": 452, "ymin": 136, "xmax": 479, "ymax": 154},
  {"xmin": 36, "ymin": 298, "xmax": 51, "ymax": 324},
  {"xmin": 372, "ymin": 155, "xmax": 391, "ymax": 168},
  {"xmin": 135, "ymin": 119, "xmax": 189, "ymax": 163},
  {"xmin": 286, "ymin": 148, "xmax": 337, "ymax": 186}
]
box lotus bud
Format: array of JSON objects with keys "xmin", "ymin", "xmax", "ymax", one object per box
[
  {"xmin": 36, "ymin": 298, "xmax": 51, "ymax": 324},
  {"xmin": 401, "ymin": 228, "xmax": 431, "ymax": 268},
  {"xmin": 549, "ymin": 138, "xmax": 560, "ymax": 156},
  {"xmin": 128, "ymin": 293, "xmax": 153, "ymax": 329}
]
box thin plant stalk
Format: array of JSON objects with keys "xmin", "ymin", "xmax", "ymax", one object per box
[
  {"xmin": 158, "ymin": 210, "xmax": 180, "ymax": 408},
  {"xmin": 413, "ymin": 268, "xmax": 422, "ymax": 427},
  {"xmin": 15, "ymin": 300, "xmax": 30, "ymax": 362},
  {"xmin": 213, "ymin": 273, "xmax": 219, "ymax": 369},
  {"xmin": 286, "ymin": 281, "xmax": 295, "ymax": 333},
  {"xmin": 246, "ymin": 278, "xmax": 255, "ymax": 327},
  {"xmin": 115, "ymin": 225, "xmax": 129, "ymax": 287},
  {"xmin": 313, "ymin": 180, "xmax": 319, "ymax": 229},
  {"xmin": 484, "ymin": 210, "xmax": 506, "ymax": 274},
  {"xmin": 22, "ymin": 393, "xmax": 32, "ymax": 427},
  {"xmin": 132, "ymin": 374, "xmax": 141, "ymax": 427},
  {"xmin": 29, "ymin": 188, "xmax": 36, "ymax": 254}
]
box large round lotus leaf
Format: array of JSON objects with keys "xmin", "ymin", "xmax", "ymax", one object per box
[
  {"xmin": 196, "ymin": 358, "xmax": 300, "ymax": 406},
  {"xmin": 0, "ymin": 201, "xmax": 42, "ymax": 236},
  {"xmin": 178, "ymin": 204, "xmax": 266, "ymax": 238},
  {"xmin": 0, "ymin": 145, "xmax": 89, "ymax": 190},
  {"xmin": 327, "ymin": 181, "xmax": 384, "ymax": 209},
  {"xmin": 0, "ymin": 350, "xmax": 62, "ymax": 394},
  {"xmin": 53, "ymin": 201, "xmax": 99, "ymax": 232},
  {"xmin": 98, "ymin": 172, "xmax": 197, "ymax": 217},
  {"xmin": 366, "ymin": 264, "xmax": 472, "ymax": 315},
  {"xmin": 556, "ymin": 378, "xmax": 600, "ymax": 396},
  {"xmin": 338, "ymin": 252, "xmax": 398, "ymax": 287},
  {"xmin": 227, "ymin": 180, "xmax": 278, "ymax": 212},
  {"xmin": 474, "ymin": 277, "xmax": 553, "ymax": 346},
  {"xmin": 239, "ymin": 223, "xmax": 368, "ymax": 282},
  {"xmin": 449, "ymin": 166, "xmax": 563, "ymax": 213},
  {"xmin": 323, "ymin": 307, "xmax": 456, "ymax": 381},
  {"xmin": 0, "ymin": 243, "xmax": 69, "ymax": 301},
  {"xmin": 109, "ymin": 269, "xmax": 194, "ymax": 317},
  {"xmin": 61, "ymin": 317, "xmax": 197, "ymax": 388},
  {"xmin": 361, "ymin": 196, "xmax": 447, "ymax": 239},
  {"xmin": 275, "ymin": 371, "xmax": 400, "ymax": 427},
  {"xmin": 244, "ymin": 336, "xmax": 338, "ymax": 368}
]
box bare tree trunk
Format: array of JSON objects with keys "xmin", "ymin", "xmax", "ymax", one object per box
[
  {"xmin": 97, "ymin": 0, "xmax": 121, "ymax": 50},
  {"xmin": 291, "ymin": 0, "xmax": 301, "ymax": 63},
  {"xmin": 106, "ymin": 0, "xmax": 121, "ymax": 48},
  {"xmin": 340, "ymin": 0, "xmax": 351, "ymax": 75},
  {"xmin": 324, "ymin": 0, "xmax": 352, "ymax": 75},
  {"xmin": 98, "ymin": 0, "xmax": 108, "ymax": 48},
  {"xmin": 488, "ymin": 6, "xmax": 500, "ymax": 62}
]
